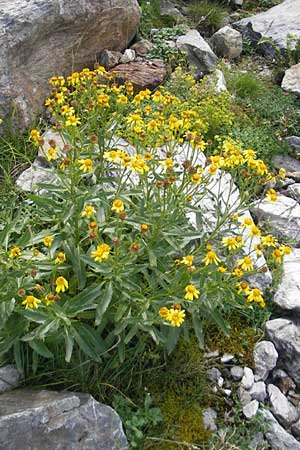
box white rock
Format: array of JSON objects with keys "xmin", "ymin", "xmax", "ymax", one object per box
[
  {"xmin": 243, "ymin": 400, "xmax": 259, "ymax": 419},
  {"xmin": 218, "ymin": 377, "xmax": 224, "ymax": 388},
  {"xmin": 238, "ymin": 386, "xmax": 252, "ymax": 405},
  {"xmin": 230, "ymin": 366, "xmax": 244, "ymax": 381},
  {"xmin": 220, "ymin": 353, "xmax": 234, "ymax": 364},
  {"xmin": 262, "ymin": 409, "xmax": 300, "ymax": 450},
  {"xmin": 241, "ymin": 367, "xmax": 254, "ymax": 390},
  {"xmin": 282, "ymin": 64, "xmax": 300, "ymax": 95},
  {"xmin": 287, "ymin": 184, "xmax": 300, "ymax": 202},
  {"xmin": 268, "ymin": 384, "xmax": 298, "ymax": 428},
  {"xmin": 120, "ymin": 49, "xmax": 136, "ymax": 64},
  {"xmin": 176, "ymin": 29, "xmax": 217, "ymax": 73},
  {"xmin": 202, "ymin": 408, "xmax": 218, "ymax": 432},
  {"xmin": 253, "ymin": 341, "xmax": 278, "ymax": 381},
  {"xmin": 207, "ymin": 367, "xmax": 222, "ymax": 382},
  {"xmin": 273, "ymin": 248, "xmax": 300, "ymax": 311},
  {"xmin": 223, "ymin": 389, "xmax": 232, "ymax": 396},
  {"xmin": 249, "ymin": 381, "xmax": 267, "ymax": 403},
  {"xmin": 15, "ymin": 161, "xmax": 60, "ymax": 193},
  {"xmin": 211, "ymin": 26, "xmax": 243, "ymax": 59}
]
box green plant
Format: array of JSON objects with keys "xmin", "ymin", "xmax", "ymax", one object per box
[
  {"xmin": 228, "ymin": 72, "xmax": 262, "ymax": 99},
  {"xmin": 147, "ymin": 27, "xmax": 186, "ymax": 63},
  {"xmin": 188, "ymin": 1, "xmax": 229, "ymax": 33},
  {"xmin": 138, "ymin": 0, "xmax": 178, "ymax": 39}
]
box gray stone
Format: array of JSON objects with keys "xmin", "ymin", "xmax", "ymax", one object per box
[
  {"xmin": 291, "ymin": 418, "xmax": 300, "ymax": 439},
  {"xmin": 210, "ymin": 26, "xmax": 243, "ymax": 59},
  {"xmin": 206, "ymin": 69, "xmax": 227, "ymax": 93},
  {"xmin": 223, "ymin": 389, "xmax": 232, "ymax": 396},
  {"xmin": 220, "ymin": 353, "xmax": 234, "ymax": 364},
  {"xmin": 202, "ymin": 408, "xmax": 217, "ymax": 432},
  {"xmin": 241, "ymin": 367, "xmax": 254, "ymax": 390},
  {"xmin": 15, "ymin": 161, "xmax": 60, "ymax": 193},
  {"xmin": 261, "ymin": 409, "xmax": 300, "ymax": 450},
  {"xmin": 234, "ymin": 0, "xmax": 300, "ymax": 49},
  {"xmin": 282, "ymin": 64, "xmax": 300, "ymax": 95},
  {"xmin": 273, "ymin": 248, "xmax": 300, "ymax": 311},
  {"xmin": 0, "ymin": 0, "xmax": 141, "ymax": 131},
  {"xmin": 207, "ymin": 367, "xmax": 222, "ymax": 382},
  {"xmin": 286, "ymin": 183, "xmax": 300, "ymax": 202},
  {"xmin": 253, "ymin": 195, "xmax": 300, "ymax": 243},
  {"xmin": 120, "ymin": 49, "xmax": 136, "ymax": 64},
  {"xmin": 230, "ymin": 366, "xmax": 244, "ymax": 381},
  {"xmin": 266, "ymin": 318, "xmax": 300, "ymax": 385},
  {"xmin": 253, "ymin": 341, "xmax": 278, "ymax": 381},
  {"xmin": 243, "ymin": 400, "xmax": 259, "ymax": 419},
  {"xmin": 238, "ymin": 386, "xmax": 252, "ymax": 406},
  {"xmin": 217, "ymin": 377, "xmax": 224, "ymax": 388},
  {"xmin": 268, "ymin": 384, "xmax": 298, "ymax": 428},
  {"xmin": 279, "ymin": 178, "xmax": 296, "ymax": 189},
  {"xmin": 176, "ymin": 29, "xmax": 217, "ymax": 73},
  {"xmin": 98, "ymin": 50, "xmax": 122, "ymax": 70},
  {"xmin": 273, "ymin": 154, "xmax": 300, "ymax": 173},
  {"xmin": 272, "ymin": 369, "xmax": 296, "ymax": 395},
  {"xmin": 130, "ymin": 39, "xmax": 154, "ymax": 57},
  {"xmin": 0, "ymin": 389, "xmax": 128, "ymax": 450},
  {"xmin": 249, "ymin": 381, "xmax": 267, "ymax": 403},
  {"xmin": 249, "ymin": 432, "xmax": 266, "ymax": 450},
  {"xmin": 286, "ymin": 136, "xmax": 300, "ymax": 152},
  {"xmin": 0, "ymin": 365, "xmax": 22, "ymax": 393},
  {"xmin": 233, "ymin": 0, "xmax": 243, "ymax": 5},
  {"xmin": 288, "ymin": 391, "xmax": 300, "ymax": 407}
]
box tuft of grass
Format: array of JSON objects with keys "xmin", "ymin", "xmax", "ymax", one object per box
[
  {"xmin": 188, "ymin": 1, "xmax": 229, "ymax": 34},
  {"xmin": 228, "ymin": 72, "xmax": 262, "ymax": 99}
]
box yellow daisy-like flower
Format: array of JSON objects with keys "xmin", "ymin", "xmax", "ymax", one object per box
[
  {"xmin": 9, "ymin": 246, "xmax": 22, "ymax": 258},
  {"xmin": 181, "ymin": 255, "xmax": 194, "ymax": 267},
  {"xmin": 55, "ymin": 252, "xmax": 66, "ymax": 265},
  {"xmin": 279, "ymin": 168, "xmax": 286, "ymax": 179},
  {"xmin": 191, "ymin": 173, "xmax": 201, "ymax": 184},
  {"xmin": 43, "ymin": 236, "xmax": 53, "ymax": 247},
  {"xmin": 91, "ymin": 243, "xmax": 111, "ymax": 262},
  {"xmin": 241, "ymin": 217, "xmax": 254, "ymax": 227},
  {"xmin": 166, "ymin": 308, "xmax": 186, "ymax": 327},
  {"xmin": 249, "ymin": 225, "xmax": 261, "ymax": 238},
  {"xmin": 140, "ymin": 223, "xmax": 149, "ymax": 233},
  {"xmin": 202, "ymin": 250, "xmax": 220, "ymax": 266},
  {"xmin": 184, "ymin": 284, "xmax": 200, "ymax": 301},
  {"xmin": 237, "ymin": 256, "xmax": 254, "ymax": 272},
  {"xmin": 78, "ymin": 159, "xmax": 93, "ymax": 172},
  {"xmin": 22, "ymin": 295, "xmax": 41, "ymax": 309},
  {"xmin": 81, "ymin": 205, "xmax": 96, "ymax": 218},
  {"xmin": 272, "ymin": 248, "xmax": 283, "ymax": 264},
  {"xmin": 236, "ymin": 281, "xmax": 250, "ymax": 295},
  {"xmin": 218, "ymin": 266, "xmax": 227, "ymax": 273},
  {"xmin": 261, "ymin": 235, "xmax": 277, "ymax": 247},
  {"xmin": 55, "ymin": 276, "xmax": 69, "ymax": 293},
  {"xmin": 232, "ymin": 267, "xmax": 244, "ymax": 277},
  {"xmin": 280, "ymin": 245, "xmax": 291, "ymax": 255},
  {"xmin": 159, "ymin": 306, "xmax": 169, "ymax": 318},
  {"xmin": 65, "ymin": 115, "xmax": 81, "ymax": 126},
  {"xmin": 47, "ymin": 147, "xmax": 57, "ymax": 162},
  {"xmin": 266, "ymin": 188, "xmax": 277, "ymax": 203},
  {"xmin": 111, "ymin": 199, "xmax": 124, "ymax": 214},
  {"xmin": 222, "ymin": 236, "xmax": 243, "ymax": 251},
  {"xmin": 247, "ymin": 288, "xmax": 265, "ymax": 307},
  {"xmin": 45, "ymin": 293, "xmax": 55, "ymax": 306}
]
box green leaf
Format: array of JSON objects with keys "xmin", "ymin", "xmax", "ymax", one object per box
[
  {"xmin": 166, "ymin": 326, "xmax": 180, "ymax": 354},
  {"xmin": 64, "ymin": 241, "xmax": 86, "ymax": 290},
  {"xmin": 66, "ymin": 284, "xmax": 103, "ymax": 316},
  {"xmin": 192, "ymin": 313, "xmax": 204, "ymax": 349},
  {"xmin": 0, "ymin": 298, "xmax": 15, "ymax": 329},
  {"xmin": 23, "ymin": 309, "xmax": 49, "ymax": 324},
  {"xmin": 28, "ymin": 339, "xmax": 54, "ymax": 359},
  {"xmin": 64, "ymin": 327, "xmax": 74, "ymax": 363},
  {"xmin": 72, "ymin": 323, "xmax": 105, "ymax": 361},
  {"xmin": 95, "ymin": 281, "xmax": 113, "ymax": 326}
]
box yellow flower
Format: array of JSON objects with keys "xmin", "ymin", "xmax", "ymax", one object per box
[
  {"xmin": 30, "ymin": 129, "xmax": 41, "ymax": 144},
  {"xmin": 272, "ymin": 248, "xmax": 283, "ymax": 264},
  {"xmin": 140, "ymin": 223, "xmax": 149, "ymax": 233},
  {"xmin": 280, "ymin": 245, "xmax": 291, "ymax": 255},
  {"xmin": 47, "ymin": 147, "xmax": 57, "ymax": 161},
  {"xmin": 232, "ymin": 267, "xmax": 244, "ymax": 277},
  {"xmin": 43, "ymin": 236, "xmax": 53, "ymax": 247},
  {"xmin": 247, "ymin": 288, "xmax": 265, "ymax": 307},
  {"xmin": 191, "ymin": 173, "xmax": 201, "ymax": 184},
  {"xmin": 144, "ymin": 152, "xmax": 153, "ymax": 161},
  {"xmin": 111, "ymin": 199, "xmax": 124, "ymax": 214},
  {"xmin": 184, "ymin": 284, "xmax": 200, "ymax": 301},
  {"xmin": 130, "ymin": 157, "xmax": 149, "ymax": 174},
  {"xmin": 103, "ymin": 150, "xmax": 122, "ymax": 163},
  {"xmin": 45, "ymin": 293, "xmax": 55, "ymax": 306},
  {"xmin": 55, "ymin": 276, "xmax": 69, "ymax": 293},
  {"xmin": 279, "ymin": 168, "xmax": 286, "ymax": 179},
  {"xmin": 236, "ymin": 281, "xmax": 250, "ymax": 295},
  {"xmin": 33, "ymin": 248, "xmax": 39, "ymax": 257},
  {"xmin": 159, "ymin": 307, "xmax": 169, "ymax": 318},
  {"xmin": 91, "ymin": 243, "xmax": 111, "ymax": 262},
  {"xmin": 237, "ymin": 256, "xmax": 254, "ymax": 272},
  {"xmin": 222, "ymin": 236, "xmax": 243, "ymax": 251},
  {"xmin": 65, "ymin": 115, "xmax": 81, "ymax": 126},
  {"xmin": 9, "ymin": 246, "xmax": 22, "ymax": 258},
  {"xmin": 22, "ymin": 295, "xmax": 41, "ymax": 309},
  {"xmin": 181, "ymin": 255, "xmax": 194, "ymax": 267},
  {"xmin": 81, "ymin": 205, "xmax": 96, "ymax": 218},
  {"xmin": 55, "ymin": 252, "xmax": 66, "ymax": 265},
  {"xmin": 261, "ymin": 235, "xmax": 277, "ymax": 247},
  {"xmin": 218, "ymin": 266, "xmax": 227, "ymax": 273},
  {"xmin": 78, "ymin": 159, "xmax": 93, "ymax": 172},
  {"xmin": 202, "ymin": 250, "xmax": 220, "ymax": 266},
  {"xmin": 166, "ymin": 308, "xmax": 186, "ymax": 327},
  {"xmin": 249, "ymin": 225, "xmax": 261, "ymax": 238},
  {"xmin": 254, "ymin": 244, "xmax": 263, "ymax": 257},
  {"xmin": 266, "ymin": 188, "xmax": 277, "ymax": 203},
  {"xmin": 241, "ymin": 217, "xmax": 254, "ymax": 227}
]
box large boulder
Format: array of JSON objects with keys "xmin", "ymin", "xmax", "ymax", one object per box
[
  {"xmin": 210, "ymin": 26, "xmax": 243, "ymax": 59},
  {"xmin": 176, "ymin": 29, "xmax": 217, "ymax": 73},
  {"xmin": 0, "ymin": 0, "xmax": 140, "ymax": 130},
  {"xmin": 111, "ymin": 59, "xmax": 167, "ymax": 91},
  {"xmin": 0, "ymin": 389, "xmax": 128, "ymax": 450},
  {"xmin": 234, "ymin": 0, "xmax": 300, "ymax": 49},
  {"xmin": 273, "ymin": 248, "xmax": 300, "ymax": 312}
]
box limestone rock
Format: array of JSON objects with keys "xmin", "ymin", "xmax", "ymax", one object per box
[
  {"xmin": 130, "ymin": 40, "xmax": 154, "ymax": 57},
  {"xmin": 253, "ymin": 195, "xmax": 300, "ymax": 243},
  {"xmin": 15, "ymin": 161, "xmax": 59, "ymax": 193},
  {"xmin": 202, "ymin": 408, "xmax": 217, "ymax": 432},
  {"xmin": 98, "ymin": 50, "xmax": 122, "ymax": 70},
  {"xmin": 249, "ymin": 381, "xmax": 267, "ymax": 403},
  {"xmin": 286, "ymin": 183, "xmax": 300, "ymax": 202},
  {"xmin": 176, "ymin": 29, "xmax": 217, "ymax": 73},
  {"xmin": 205, "ymin": 69, "xmax": 227, "ymax": 93},
  {"xmin": 234, "ymin": 0, "xmax": 300, "ymax": 49},
  {"xmin": 220, "ymin": 353, "xmax": 234, "ymax": 364},
  {"xmin": 272, "ymin": 154, "xmax": 300, "ymax": 173},
  {"xmin": 273, "ymin": 248, "xmax": 300, "ymax": 311},
  {"xmin": 120, "ymin": 49, "xmax": 136, "ymax": 64},
  {"xmin": 241, "ymin": 367, "xmax": 254, "ymax": 390},
  {"xmin": 282, "ymin": 64, "xmax": 300, "ymax": 95},
  {"xmin": 230, "ymin": 366, "xmax": 244, "ymax": 381},
  {"xmin": 286, "ymin": 136, "xmax": 300, "ymax": 152},
  {"xmin": 0, "ymin": 0, "xmax": 141, "ymax": 131},
  {"xmin": 0, "ymin": 365, "xmax": 22, "ymax": 393},
  {"xmin": 261, "ymin": 409, "xmax": 300, "ymax": 450},
  {"xmin": 268, "ymin": 384, "xmax": 298, "ymax": 428},
  {"xmin": 273, "ymin": 369, "xmax": 296, "ymax": 395},
  {"xmin": 0, "ymin": 389, "xmax": 128, "ymax": 450},
  {"xmin": 253, "ymin": 340, "xmax": 278, "ymax": 381},
  {"xmin": 243, "ymin": 400, "xmax": 259, "ymax": 419},
  {"xmin": 237, "ymin": 386, "xmax": 252, "ymax": 406},
  {"xmin": 112, "ymin": 59, "xmax": 167, "ymax": 91},
  {"xmin": 210, "ymin": 26, "xmax": 243, "ymax": 59},
  {"xmin": 266, "ymin": 318, "xmax": 300, "ymax": 385}
]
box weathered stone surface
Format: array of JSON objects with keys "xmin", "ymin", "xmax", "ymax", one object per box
[
  {"xmin": 253, "ymin": 195, "xmax": 300, "ymax": 243},
  {"xmin": 120, "ymin": 49, "xmax": 136, "ymax": 64},
  {"xmin": 176, "ymin": 29, "xmax": 217, "ymax": 73},
  {"xmin": 286, "ymin": 183, "xmax": 300, "ymax": 202},
  {"xmin": 0, "ymin": 389, "xmax": 128, "ymax": 450},
  {"xmin": 207, "ymin": 367, "xmax": 222, "ymax": 383},
  {"xmin": 112, "ymin": 59, "xmax": 167, "ymax": 91},
  {"xmin": 261, "ymin": 409, "xmax": 300, "ymax": 450},
  {"xmin": 205, "ymin": 69, "xmax": 227, "ymax": 93},
  {"xmin": 0, "ymin": 0, "xmax": 141, "ymax": 131},
  {"xmin": 202, "ymin": 408, "xmax": 217, "ymax": 432},
  {"xmin": 273, "ymin": 369, "xmax": 296, "ymax": 395},
  {"xmin": 210, "ymin": 26, "xmax": 242, "ymax": 59},
  {"xmin": 253, "ymin": 340, "xmax": 278, "ymax": 381},
  {"xmin": 237, "ymin": 386, "xmax": 252, "ymax": 406},
  {"xmin": 230, "ymin": 366, "xmax": 244, "ymax": 381},
  {"xmin": 249, "ymin": 381, "xmax": 267, "ymax": 403},
  {"xmin": 268, "ymin": 384, "xmax": 299, "ymax": 427},
  {"xmin": 160, "ymin": 0, "xmax": 184, "ymax": 19},
  {"xmin": 241, "ymin": 367, "xmax": 254, "ymax": 390},
  {"xmin": 282, "ymin": 64, "xmax": 300, "ymax": 95},
  {"xmin": 98, "ymin": 50, "xmax": 122, "ymax": 70},
  {"xmin": 273, "ymin": 154, "xmax": 300, "ymax": 173},
  {"xmin": 130, "ymin": 39, "xmax": 154, "ymax": 57},
  {"xmin": 243, "ymin": 400, "xmax": 259, "ymax": 419},
  {"xmin": 15, "ymin": 161, "xmax": 59, "ymax": 193},
  {"xmin": 234, "ymin": 0, "xmax": 300, "ymax": 49},
  {"xmin": 0, "ymin": 365, "xmax": 22, "ymax": 394},
  {"xmin": 266, "ymin": 318, "xmax": 300, "ymax": 385},
  {"xmin": 286, "ymin": 136, "xmax": 300, "ymax": 152},
  {"xmin": 273, "ymin": 249, "xmax": 300, "ymax": 311}
]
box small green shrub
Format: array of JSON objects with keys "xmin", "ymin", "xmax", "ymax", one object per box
[
  {"xmin": 228, "ymin": 72, "xmax": 262, "ymax": 99},
  {"xmin": 188, "ymin": 1, "xmax": 229, "ymax": 33}
]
